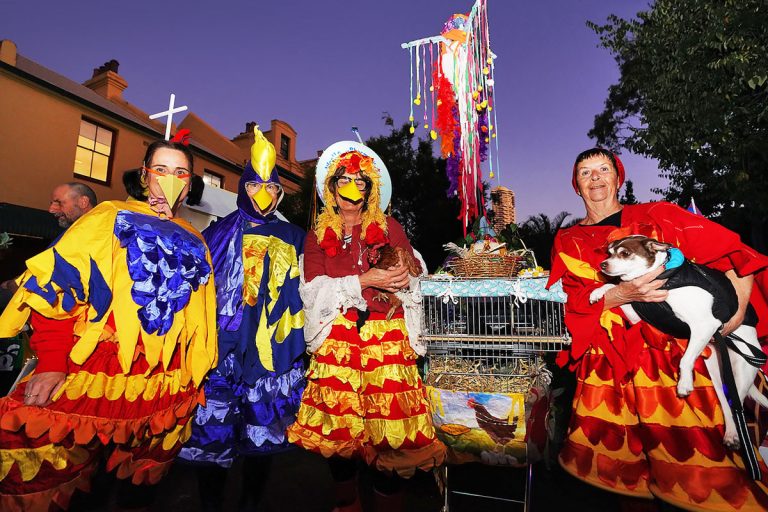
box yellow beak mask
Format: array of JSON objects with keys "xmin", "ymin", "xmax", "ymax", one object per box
[
  {"xmin": 337, "ymin": 180, "xmax": 363, "ymax": 203},
  {"xmin": 251, "ymin": 186, "xmax": 275, "ymax": 212},
  {"xmin": 156, "ymin": 174, "xmax": 187, "ymax": 208}
]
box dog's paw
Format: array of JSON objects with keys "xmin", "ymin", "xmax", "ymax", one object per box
[
  {"xmin": 676, "ymin": 377, "xmax": 694, "ymax": 398},
  {"xmin": 589, "ymin": 284, "xmax": 614, "ymax": 304},
  {"xmin": 723, "ymin": 430, "xmax": 741, "ymax": 451}
]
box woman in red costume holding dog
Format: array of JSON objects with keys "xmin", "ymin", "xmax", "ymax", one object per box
[{"xmin": 548, "ymin": 147, "xmax": 768, "ymax": 511}]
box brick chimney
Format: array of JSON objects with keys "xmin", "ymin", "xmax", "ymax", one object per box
[
  {"xmin": 83, "ymin": 59, "xmax": 127, "ymax": 100},
  {"xmin": 0, "ymin": 40, "xmax": 17, "ymax": 66}
]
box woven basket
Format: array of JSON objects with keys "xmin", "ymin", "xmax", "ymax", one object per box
[{"xmin": 449, "ymin": 253, "xmax": 522, "ymax": 278}]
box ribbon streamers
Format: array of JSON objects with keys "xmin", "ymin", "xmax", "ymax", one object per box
[{"xmin": 401, "ymin": 0, "xmax": 500, "ymax": 232}]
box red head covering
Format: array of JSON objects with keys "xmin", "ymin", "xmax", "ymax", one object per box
[{"xmin": 571, "ymin": 148, "xmax": 625, "ymax": 192}]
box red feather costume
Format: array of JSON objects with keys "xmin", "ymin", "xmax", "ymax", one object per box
[{"xmin": 548, "ymin": 202, "xmax": 768, "ymax": 511}]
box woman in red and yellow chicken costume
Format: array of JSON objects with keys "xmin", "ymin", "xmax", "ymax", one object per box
[
  {"xmin": 0, "ymin": 135, "xmax": 217, "ymax": 510},
  {"xmin": 286, "ymin": 141, "xmax": 445, "ymax": 511},
  {"xmin": 548, "ymin": 147, "xmax": 768, "ymax": 511}
]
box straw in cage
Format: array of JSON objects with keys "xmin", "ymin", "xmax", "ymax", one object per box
[{"xmin": 425, "ymin": 356, "xmax": 536, "ymax": 393}]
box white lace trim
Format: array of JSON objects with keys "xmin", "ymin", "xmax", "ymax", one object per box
[
  {"xmin": 299, "ymin": 252, "xmax": 428, "ymax": 355},
  {"xmin": 299, "ymin": 255, "xmax": 367, "ymax": 353}
]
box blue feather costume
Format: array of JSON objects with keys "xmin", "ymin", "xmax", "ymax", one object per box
[{"xmin": 179, "ymin": 156, "xmax": 306, "ymax": 467}]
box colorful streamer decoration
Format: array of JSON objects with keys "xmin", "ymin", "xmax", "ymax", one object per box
[{"xmin": 402, "ymin": 0, "xmax": 499, "ymax": 232}]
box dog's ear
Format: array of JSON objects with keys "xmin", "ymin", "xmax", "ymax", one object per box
[{"xmin": 644, "ymin": 239, "xmax": 671, "ymax": 253}]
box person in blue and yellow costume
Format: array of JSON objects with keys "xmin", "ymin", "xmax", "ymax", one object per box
[
  {"xmin": 287, "ymin": 141, "xmax": 445, "ymax": 512},
  {"xmin": 0, "ymin": 133, "xmax": 218, "ymax": 511},
  {"xmin": 178, "ymin": 126, "xmax": 306, "ymax": 511}
]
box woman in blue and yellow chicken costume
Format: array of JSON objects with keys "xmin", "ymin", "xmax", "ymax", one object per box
[
  {"xmin": 178, "ymin": 127, "xmax": 306, "ymax": 510},
  {"xmin": 0, "ymin": 135, "xmax": 218, "ymax": 510}
]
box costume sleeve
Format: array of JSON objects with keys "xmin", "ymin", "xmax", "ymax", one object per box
[
  {"xmin": 303, "ymin": 230, "xmax": 327, "ymax": 282},
  {"xmin": 0, "ymin": 203, "xmax": 114, "ymax": 340},
  {"xmin": 546, "ymin": 229, "xmax": 645, "ymax": 379},
  {"xmin": 300, "ymin": 232, "xmax": 366, "ymax": 353},
  {"xmin": 548, "ymin": 232, "xmax": 607, "ymax": 362},
  {"xmin": 29, "ymin": 312, "xmax": 76, "ymax": 373},
  {"xmin": 652, "ymin": 202, "xmax": 768, "ymax": 276}
]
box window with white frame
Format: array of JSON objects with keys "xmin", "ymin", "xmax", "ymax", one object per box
[
  {"xmin": 74, "ymin": 118, "xmax": 114, "ymax": 183},
  {"xmin": 203, "ymin": 170, "xmax": 223, "ymax": 188}
]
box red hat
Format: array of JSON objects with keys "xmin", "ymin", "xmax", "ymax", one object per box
[{"xmin": 572, "ymin": 149, "xmax": 625, "ymax": 192}]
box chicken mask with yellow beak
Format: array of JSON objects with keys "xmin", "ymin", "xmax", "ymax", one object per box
[{"xmin": 236, "ymin": 126, "xmax": 284, "ymax": 222}]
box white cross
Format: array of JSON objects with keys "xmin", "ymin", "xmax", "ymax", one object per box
[{"xmin": 149, "ymin": 93, "xmax": 188, "ymax": 141}]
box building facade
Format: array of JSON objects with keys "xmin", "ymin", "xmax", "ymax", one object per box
[
  {"xmin": 490, "ymin": 185, "xmax": 516, "ymax": 233},
  {"xmin": 0, "ymin": 39, "xmax": 308, "ymax": 213}
]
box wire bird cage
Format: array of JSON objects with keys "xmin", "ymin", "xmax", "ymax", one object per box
[{"xmin": 419, "ymin": 276, "xmax": 569, "ymax": 511}]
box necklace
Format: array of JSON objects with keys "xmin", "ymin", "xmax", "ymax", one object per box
[
  {"xmin": 342, "ymin": 234, "xmax": 352, "ymax": 249},
  {"xmin": 358, "ymin": 240, "xmax": 365, "ymax": 266}
]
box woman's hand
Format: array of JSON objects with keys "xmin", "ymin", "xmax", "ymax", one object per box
[
  {"xmin": 720, "ymin": 270, "xmax": 754, "ymax": 336},
  {"xmin": 359, "ymin": 264, "xmax": 410, "ymax": 293},
  {"xmin": 23, "ymin": 371, "xmax": 66, "ymax": 407},
  {"xmin": 602, "ymin": 265, "xmax": 668, "ymax": 310}
]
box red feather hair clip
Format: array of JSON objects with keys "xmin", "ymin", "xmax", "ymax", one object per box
[{"xmin": 170, "ymin": 129, "xmax": 191, "ymax": 146}]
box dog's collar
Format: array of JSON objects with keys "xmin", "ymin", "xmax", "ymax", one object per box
[{"xmin": 665, "ymin": 247, "xmax": 684, "ymax": 270}]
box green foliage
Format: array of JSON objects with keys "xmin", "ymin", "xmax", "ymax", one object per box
[
  {"xmin": 517, "ymin": 212, "xmax": 572, "ymax": 270},
  {"xmin": 0, "ymin": 232, "xmax": 12, "ymax": 250},
  {"xmin": 620, "ymin": 179, "xmax": 638, "ymax": 205},
  {"xmin": 280, "ymin": 164, "xmax": 317, "ymax": 231},
  {"xmin": 589, "ymin": 0, "xmax": 768, "ymax": 250}
]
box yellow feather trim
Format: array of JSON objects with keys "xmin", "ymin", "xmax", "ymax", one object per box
[
  {"xmin": 329, "ymin": 314, "xmax": 409, "ymax": 343},
  {"xmin": 316, "ymin": 338, "xmax": 411, "ymax": 366},
  {"xmin": 558, "ymin": 252, "xmax": 604, "ymax": 283},
  {"xmin": 0, "ymin": 443, "xmax": 91, "ymax": 482},
  {"xmin": 308, "ymin": 361, "xmax": 422, "ymax": 391},
  {"xmin": 599, "ymin": 310, "xmax": 624, "ymax": 341},
  {"xmin": 295, "ymin": 402, "xmax": 437, "ymax": 449},
  {"xmin": 54, "ymin": 367, "xmax": 191, "ymax": 402},
  {"xmin": 301, "ymin": 380, "xmax": 428, "ymax": 417}
]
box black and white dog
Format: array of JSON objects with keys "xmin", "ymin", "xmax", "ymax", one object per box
[{"xmin": 589, "ymin": 235, "xmax": 768, "ymax": 449}]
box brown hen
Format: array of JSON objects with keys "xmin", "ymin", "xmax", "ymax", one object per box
[{"xmin": 369, "ymin": 245, "xmax": 420, "ymax": 320}]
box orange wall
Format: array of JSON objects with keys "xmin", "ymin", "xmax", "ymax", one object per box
[{"xmin": 0, "ymin": 70, "xmax": 242, "ymax": 209}]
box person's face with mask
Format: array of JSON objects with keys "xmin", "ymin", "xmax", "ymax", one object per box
[
  {"xmin": 244, "ymin": 181, "xmax": 282, "ymax": 215},
  {"xmin": 142, "ymin": 148, "xmax": 192, "ymax": 218}
]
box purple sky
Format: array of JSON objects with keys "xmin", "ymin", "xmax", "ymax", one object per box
[{"xmin": 4, "ymin": 0, "xmax": 664, "ymax": 222}]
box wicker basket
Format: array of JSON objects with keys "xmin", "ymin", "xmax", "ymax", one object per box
[{"xmin": 449, "ymin": 253, "xmax": 522, "ymax": 278}]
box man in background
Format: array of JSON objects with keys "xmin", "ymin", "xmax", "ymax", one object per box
[
  {"xmin": 48, "ymin": 182, "xmax": 97, "ymax": 228},
  {"xmin": 1, "ymin": 182, "xmax": 98, "ymax": 394}
]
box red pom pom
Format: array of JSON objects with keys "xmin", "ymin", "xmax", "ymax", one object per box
[
  {"xmin": 320, "ymin": 227, "xmax": 341, "ymax": 257},
  {"xmin": 364, "ymin": 223, "xmax": 388, "ymax": 246}
]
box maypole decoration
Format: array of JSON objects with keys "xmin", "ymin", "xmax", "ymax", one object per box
[{"xmin": 402, "ymin": 0, "xmax": 499, "ymax": 232}]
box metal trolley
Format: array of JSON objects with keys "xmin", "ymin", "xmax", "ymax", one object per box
[{"xmin": 419, "ymin": 276, "xmax": 569, "ymax": 511}]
